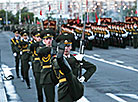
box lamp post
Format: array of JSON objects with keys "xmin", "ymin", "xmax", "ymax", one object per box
[{"xmin": 6, "ymin": 1, "xmax": 8, "ymax": 25}]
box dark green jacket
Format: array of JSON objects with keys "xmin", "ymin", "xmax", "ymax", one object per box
[
  {"xmin": 53, "ymin": 54, "xmax": 96, "ymax": 100},
  {"xmin": 10, "ymin": 37, "xmax": 21, "ymax": 54},
  {"xmin": 30, "ymin": 41, "xmax": 41, "ymax": 72},
  {"xmin": 37, "ymin": 46, "xmax": 57, "ymax": 85}
]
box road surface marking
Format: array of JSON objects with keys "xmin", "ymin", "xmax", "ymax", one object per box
[
  {"xmin": 1, "ymin": 64, "xmax": 90, "ymax": 101},
  {"xmin": 93, "ymin": 54, "xmax": 100, "ymax": 57},
  {"xmin": 115, "ymin": 60, "xmax": 124, "ymax": 64},
  {"xmin": 84, "ymin": 54, "xmax": 138, "ymax": 72},
  {"xmin": 106, "ymin": 93, "xmax": 127, "ymax": 102},
  {"xmin": 116, "ymin": 94, "xmax": 138, "ymax": 100}
]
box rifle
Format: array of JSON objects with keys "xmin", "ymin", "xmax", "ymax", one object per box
[
  {"xmin": 59, "ymin": 15, "xmax": 62, "ymax": 34},
  {"xmin": 79, "ymin": 14, "xmax": 86, "ymax": 78}
]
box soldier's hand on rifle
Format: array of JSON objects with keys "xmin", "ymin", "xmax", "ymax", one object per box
[
  {"xmin": 78, "ymin": 76, "xmax": 85, "ymax": 83},
  {"xmin": 57, "ymin": 41, "xmax": 65, "ymax": 58},
  {"xmin": 75, "ymin": 35, "xmax": 78, "ymax": 40},
  {"xmin": 13, "ymin": 52, "xmax": 17, "ymax": 57},
  {"xmin": 20, "ymin": 51, "xmax": 22, "ymax": 55},
  {"xmin": 51, "ymin": 40, "xmax": 57, "ymax": 56},
  {"xmin": 75, "ymin": 54, "xmax": 84, "ymax": 61}
]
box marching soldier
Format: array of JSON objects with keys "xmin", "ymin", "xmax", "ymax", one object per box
[
  {"xmin": 102, "ymin": 26, "xmax": 110, "ymax": 49},
  {"xmin": 30, "ymin": 29, "xmax": 44, "ymax": 102},
  {"xmin": 37, "ymin": 29, "xmax": 58, "ymax": 102},
  {"xmin": 84, "ymin": 26, "xmax": 94, "ymax": 50},
  {"xmin": 11, "ymin": 29, "xmax": 21, "ymax": 78},
  {"xmin": 53, "ymin": 34, "xmax": 96, "ymax": 102},
  {"xmin": 132, "ymin": 23, "xmax": 138, "ymax": 48},
  {"xmin": 20, "ymin": 30, "xmax": 31, "ymax": 89}
]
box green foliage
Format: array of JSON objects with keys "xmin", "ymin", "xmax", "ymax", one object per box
[{"xmin": 0, "ymin": 7, "xmax": 34, "ymax": 25}]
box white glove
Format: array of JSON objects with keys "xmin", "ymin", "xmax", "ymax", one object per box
[
  {"xmin": 75, "ymin": 36, "xmax": 78, "ymax": 40},
  {"xmin": 13, "ymin": 53, "xmax": 17, "ymax": 57},
  {"xmin": 88, "ymin": 36, "xmax": 94, "ymax": 40},
  {"xmin": 20, "ymin": 51, "xmax": 22, "ymax": 55},
  {"xmin": 78, "ymin": 76, "xmax": 85, "ymax": 83},
  {"xmin": 75, "ymin": 54, "xmax": 84, "ymax": 61}
]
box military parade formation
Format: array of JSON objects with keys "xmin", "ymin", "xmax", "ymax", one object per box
[{"xmin": 10, "ymin": 16, "xmax": 138, "ymax": 102}]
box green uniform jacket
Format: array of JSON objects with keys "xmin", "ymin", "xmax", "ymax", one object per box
[
  {"xmin": 30, "ymin": 41, "xmax": 41, "ymax": 72},
  {"xmin": 37, "ymin": 46, "xmax": 57, "ymax": 85},
  {"xmin": 53, "ymin": 54, "xmax": 96, "ymax": 101},
  {"xmin": 20, "ymin": 39, "xmax": 31, "ymax": 60},
  {"xmin": 11, "ymin": 37, "xmax": 21, "ymax": 54}
]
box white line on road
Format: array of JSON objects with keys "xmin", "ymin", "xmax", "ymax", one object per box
[
  {"xmin": 84, "ymin": 54, "xmax": 138, "ymax": 72},
  {"xmin": 106, "ymin": 93, "xmax": 127, "ymax": 102},
  {"xmin": 93, "ymin": 54, "xmax": 101, "ymax": 57},
  {"xmin": 116, "ymin": 94, "xmax": 138, "ymax": 100},
  {"xmin": 115, "ymin": 60, "xmax": 124, "ymax": 64},
  {"xmin": 1, "ymin": 64, "xmax": 90, "ymax": 101}
]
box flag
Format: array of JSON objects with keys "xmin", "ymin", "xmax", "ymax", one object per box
[
  {"xmin": 37, "ymin": 20, "xmax": 40, "ymax": 24},
  {"xmin": 95, "ymin": 12, "xmax": 98, "ymax": 23},
  {"xmin": 49, "ymin": 4, "xmax": 51, "ymax": 12},
  {"xmin": 86, "ymin": 0, "xmax": 88, "ymax": 12},
  {"xmin": 86, "ymin": 0, "xmax": 88, "ymax": 7},
  {"xmin": 40, "ymin": 10, "xmax": 42, "ymax": 16},
  {"xmin": 135, "ymin": 10, "xmax": 137, "ymax": 14},
  {"xmin": 60, "ymin": 1, "xmax": 62, "ymax": 10},
  {"xmin": 77, "ymin": 16, "xmax": 79, "ymax": 24},
  {"xmin": 27, "ymin": 15, "xmax": 30, "ymax": 24}
]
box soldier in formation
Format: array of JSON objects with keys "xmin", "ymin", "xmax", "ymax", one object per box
[{"xmin": 11, "ymin": 29, "xmax": 21, "ymax": 78}]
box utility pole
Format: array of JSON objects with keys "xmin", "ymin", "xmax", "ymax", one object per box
[
  {"xmin": 6, "ymin": 2, "xmax": 8, "ymax": 25},
  {"xmin": 19, "ymin": 7, "xmax": 21, "ymax": 25},
  {"xmin": 80, "ymin": 0, "xmax": 83, "ymax": 23},
  {"xmin": 120, "ymin": 0, "xmax": 122, "ymax": 21}
]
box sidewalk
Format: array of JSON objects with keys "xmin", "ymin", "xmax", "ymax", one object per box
[{"xmin": 0, "ymin": 74, "xmax": 8, "ymax": 102}]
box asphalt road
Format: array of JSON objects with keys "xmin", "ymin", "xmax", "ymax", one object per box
[{"xmin": 0, "ymin": 31, "xmax": 138, "ymax": 102}]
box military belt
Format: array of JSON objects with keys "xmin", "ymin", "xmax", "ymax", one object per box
[
  {"xmin": 133, "ymin": 33, "xmax": 138, "ymax": 35},
  {"xmin": 34, "ymin": 58, "xmax": 40, "ymax": 61},
  {"xmin": 42, "ymin": 65, "xmax": 52, "ymax": 69},
  {"xmin": 59, "ymin": 78, "xmax": 67, "ymax": 83},
  {"xmin": 23, "ymin": 49, "xmax": 30, "ymax": 52}
]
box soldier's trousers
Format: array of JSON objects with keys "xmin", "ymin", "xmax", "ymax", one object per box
[
  {"xmin": 58, "ymin": 72, "xmax": 84, "ymax": 102},
  {"xmin": 21, "ymin": 53, "xmax": 30, "ymax": 87},
  {"xmin": 86, "ymin": 40, "xmax": 93, "ymax": 50},
  {"xmin": 59, "ymin": 93, "xmax": 73, "ymax": 102},
  {"xmin": 21, "ymin": 56, "xmax": 24, "ymax": 78},
  {"xmin": 33, "ymin": 72, "xmax": 43, "ymax": 102},
  {"xmin": 15, "ymin": 54, "xmax": 20, "ymax": 77},
  {"xmin": 43, "ymin": 83, "xmax": 55, "ymax": 102},
  {"xmin": 133, "ymin": 35, "xmax": 138, "ymax": 48}
]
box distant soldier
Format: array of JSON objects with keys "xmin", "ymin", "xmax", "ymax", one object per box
[
  {"xmin": 11, "ymin": 29, "xmax": 21, "ymax": 78},
  {"xmin": 20, "ymin": 30, "xmax": 31, "ymax": 89},
  {"xmin": 53, "ymin": 34, "xmax": 96, "ymax": 102},
  {"xmin": 84, "ymin": 26, "xmax": 94, "ymax": 50},
  {"xmin": 30, "ymin": 29, "xmax": 44, "ymax": 101},
  {"xmin": 132, "ymin": 23, "xmax": 138, "ymax": 48}
]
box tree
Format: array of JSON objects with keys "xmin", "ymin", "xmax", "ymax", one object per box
[
  {"xmin": 15, "ymin": 7, "xmax": 34, "ymax": 24},
  {"xmin": 0, "ymin": 10, "xmax": 15, "ymax": 25}
]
